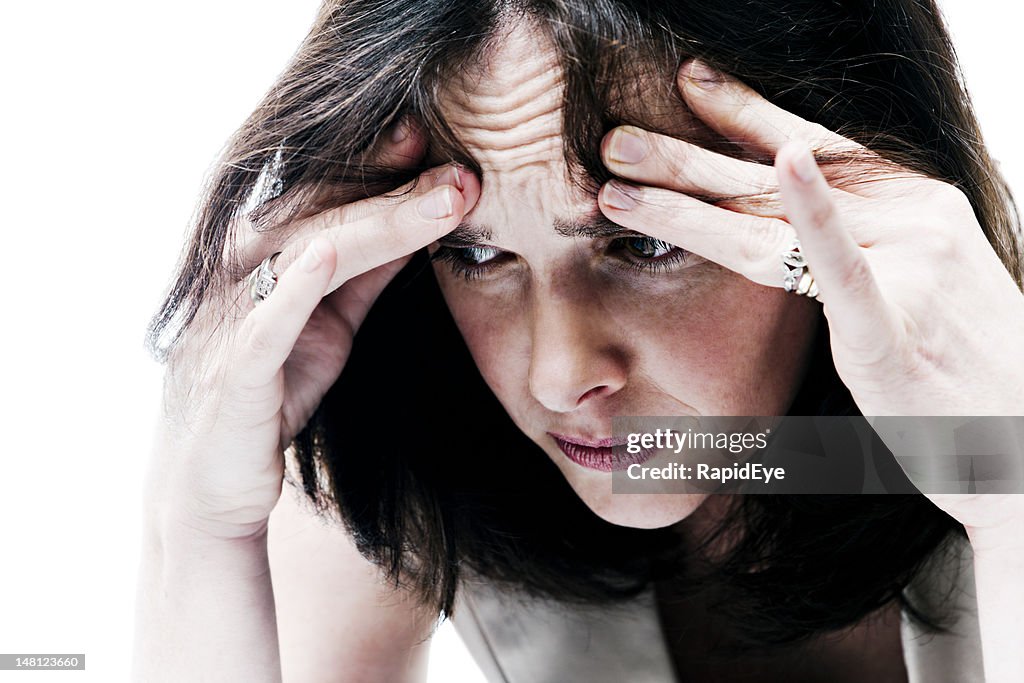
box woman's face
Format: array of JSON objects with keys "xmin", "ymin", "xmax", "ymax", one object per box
[{"xmin": 429, "ymin": 21, "xmax": 819, "ymax": 529}]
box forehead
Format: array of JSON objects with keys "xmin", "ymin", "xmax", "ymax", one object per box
[
  {"xmin": 434, "ymin": 20, "xmax": 585, "ymax": 235},
  {"xmin": 430, "ymin": 17, "xmax": 706, "ymax": 240},
  {"xmin": 436, "ymin": 20, "xmax": 564, "ymax": 173}
]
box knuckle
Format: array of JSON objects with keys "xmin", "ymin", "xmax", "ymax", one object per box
[
  {"xmin": 835, "ymin": 251, "xmax": 875, "ymax": 294},
  {"xmin": 934, "ymin": 182, "xmax": 975, "ymax": 220},
  {"xmin": 923, "ymin": 223, "xmax": 961, "ymax": 262},
  {"xmin": 920, "ymin": 183, "xmax": 975, "ymax": 257},
  {"xmin": 372, "ymin": 211, "xmax": 411, "ymax": 254},
  {"xmin": 320, "ymin": 199, "xmax": 376, "ymax": 227},
  {"xmin": 803, "ymin": 122, "xmax": 836, "ymax": 146},
  {"xmin": 723, "ymin": 103, "xmax": 752, "ymax": 137},
  {"xmin": 222, "ymin": 217, "xmax": 267, "ymax": 281},
  {"xmin": 344, "ymin": 221, "xmax": 418, "ymax": 278},
  {"xmin": 301, "ymin": 206, "xmax": 336, "ymax": 235},
  {"xmin": 750, "ymin": 168, "xmax": 779, "ymax": 197},
  {"xmin": 741, "ymin": 218, "xmax": 785, "ymax": 266},
  {"xmin": 662, "ymin": 143, "xmax": 691, "ymax": 184},
  {"xmin": 239, "ymin": 313, "xmax": 276, "ymax": 359},
  {"xmin": 807, "ymin": 198, "xmax": 838, "ymax": 228}
]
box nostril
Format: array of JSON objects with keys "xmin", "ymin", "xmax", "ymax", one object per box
[{"xmin": 576, "ymin": 385, "xmax": 611, "ymax": 406}]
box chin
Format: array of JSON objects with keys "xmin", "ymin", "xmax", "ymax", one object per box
[{"xmin": 573, "ymin": 486, "xmax": 710, "ymax": 530}]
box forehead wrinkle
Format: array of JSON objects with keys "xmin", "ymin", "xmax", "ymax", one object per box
[
  {"xmin": 432, "ymin": 18, "xmax": 568, "ymax": 175},
  {"xmin": 439, "ymin": 77, "xmax": 563, "ymax": 172},
  {"xmin": 442, "ymin": 68, "xmax": 562, "ymax": 147},
  {"xmin": 444, "ymin": 66, "xmax": 564, "ymax": 118}
]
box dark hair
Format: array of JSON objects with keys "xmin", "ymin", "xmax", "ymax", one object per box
[{"xmin": 145, "ymin": 0, "xmax": 1022, "ymax": 649}]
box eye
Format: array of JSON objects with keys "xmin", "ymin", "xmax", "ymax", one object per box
[
  {"xmin": 608, "ymin": 235, "xmax": 691, "ymax": 275},
  {"xmin": 620, "ymin": 236, "xmax": 674, "ymax": 259},
  {"xmin": 430, "ymin": 244, "xmax": 509, "ymax": 280},
  {"xmin": 457, "ymin": 246, "xmax": 501, "ymax": 266}
]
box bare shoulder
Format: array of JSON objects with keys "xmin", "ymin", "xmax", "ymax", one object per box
[{"xmin": 268, "ymin": 481, "xmax": 436, "ymax": 683}]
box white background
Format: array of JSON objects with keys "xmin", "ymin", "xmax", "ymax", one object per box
[{"xmin": 0, "ymin": 2, "xmax": 1019, "ymax": 681}]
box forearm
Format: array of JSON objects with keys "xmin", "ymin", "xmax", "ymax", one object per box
[
  {"xmin": 131, "ymin": 503, "xmax": 282, "ymax": 683},
  {"xmin": 968, "ymin": 534, "xmax": 1024, "ymax": 683}
]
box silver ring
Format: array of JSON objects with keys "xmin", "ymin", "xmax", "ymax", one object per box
[
  {"xmin": 247, "ymin": 252, "xmax": 282, "ymax": 305},
  {"xmin": 780, "ymin": 238, "xmax": 819, "ymax": 299}
]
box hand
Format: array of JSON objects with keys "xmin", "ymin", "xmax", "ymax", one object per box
[
  {"xmin": 596, "ymin": 59, "xmax": 1024, "ymax": 539},
  {"xmin": 148, "ymin": 118, "xmax": 481, "ymax": 542}
]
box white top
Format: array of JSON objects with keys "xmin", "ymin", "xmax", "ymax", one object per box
[{"xmin": 450, "ymin": 533, "xmax": 984, "ymax": 682}]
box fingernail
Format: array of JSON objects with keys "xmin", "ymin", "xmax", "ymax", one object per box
[
  {"xmin": 300, "ymin": 239, "xmax": 323, "ymax": 272},
  {"xmin": 609, "ymin": 128, "xmax": 648, "ymax": 164},
  {"xmin": 418, "ymin": 187, "xmax": 454, "ymax": 219},
  {"xmin": 437, "ymin": 164, "xmax": 464, "ymax": 191},
  {"xmin": 791, "ymin": 146, "xmax": 819, "ymax": 184},
  {"xmin": 686, "ymin": 59, "xmax": 721, "ymax": 89},
  {"xmin": 603, "ymin": 181, "xmax": 640, "ymax": 211},
  {"xmin": 389, "ymin": 118, "xmax": 408, "ymax": 143}
]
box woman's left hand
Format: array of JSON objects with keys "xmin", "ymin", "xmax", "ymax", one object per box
[{"xmin": 597, "ymin": 58, "xmax": 1024, "ymax": 547}]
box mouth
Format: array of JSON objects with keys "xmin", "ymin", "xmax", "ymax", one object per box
[{"xmin": 547, "ymin": 431, "xmax": 657, "ymax": 473}]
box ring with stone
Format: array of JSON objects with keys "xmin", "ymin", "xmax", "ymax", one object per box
[{"xmin": 247, "ymin": 252, "xmax": 282, "ymax": 305}]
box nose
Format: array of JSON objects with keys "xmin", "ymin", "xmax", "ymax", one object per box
[{"xmin": 527, "ymin": 288, "xmax": 628, "ymax": 413}]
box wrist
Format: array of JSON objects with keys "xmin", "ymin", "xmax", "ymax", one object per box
[
  {"xmin": 142, "ymin": 490, "xmax": 272, "ymax": 582},
  {"xmin": 147, "ymin": 517, "xmax": 272, "ymax": 587},
  {"xmin": 142, "ymin": 452, "xmax": 274, "ymax": 549}
]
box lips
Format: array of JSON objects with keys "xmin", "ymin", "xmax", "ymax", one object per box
[{"xmin": 548, "ymin": 431, "xmax": 655, "ymax": 472}]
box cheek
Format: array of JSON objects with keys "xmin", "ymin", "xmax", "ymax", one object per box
[
  {"xmin": 435, "ymin": 275, "xmax": 529, "ymax": 400},
  {"xmin": 633, "ymin": 268, "xmax": 818, "ymax": 413}
]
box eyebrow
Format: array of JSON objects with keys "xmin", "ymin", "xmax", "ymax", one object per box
[{"xmin": 441, "ymin": 210, "xmax": 634, "ymax": 246}]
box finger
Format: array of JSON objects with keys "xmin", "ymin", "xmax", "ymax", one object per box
[
  {"xmin": 306, "ymin": 115, "xmax": 432, "ymax": 226},
  {"xmin": 598, "ymin": 178, "xmax": 807, "ymax": 289},
  {"xmin": 775, "ymin": 140, "xmax": 902, "ymax": 362},
  {"xmin": 231, "ymin": 115, "xmax": 429, "ymax": 269},
  {"xmin": 324, "ymin": 253, "xmax": 413, "ymax": 334},
  {"xmin": 677, "ymin": 58, "xmax": 858, "ymax": 155},
  {"xmin": 275, "ymin": 163, "xmax": 481, "ymax": 295},
  {"xmin": 286, "ymin": 160, "xmax": 461, "ymax": 238},
  {"xmin": 229, "ymin": 236, "xmax": 339, "ymax": 390},
  {"xmin": 601, "ymin": 124, "xmax": 779, "ymax": 201}
]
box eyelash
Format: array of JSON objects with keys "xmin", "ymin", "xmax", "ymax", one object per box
[
  {"xmin": 429, "ymin": 246, "xmax": 505, "ymax": 281},
  {"xmin": 429, "ymin": 236, "xmax": 690, "ymax": 281},
  {"xmin": 610, "ymin": 237, "xmax": 689, "ymax": 276}
]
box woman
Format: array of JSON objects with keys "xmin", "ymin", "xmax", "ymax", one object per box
[{"xmin": 132, "ymin": 0, "xmax": 1024, "ymax": 681}]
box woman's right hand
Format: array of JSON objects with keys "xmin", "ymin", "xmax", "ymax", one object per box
[{"xmin": 146, "ymin": 120, "xmax": 480, "ymax": 543}]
